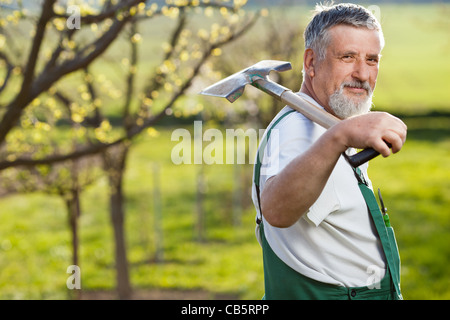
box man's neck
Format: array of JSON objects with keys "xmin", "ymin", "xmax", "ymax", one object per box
[{"xmin": 300, "ymin": 83, "xmax": 337, "ymax": 117}]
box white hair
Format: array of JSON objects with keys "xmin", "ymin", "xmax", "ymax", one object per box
[{"xmin": 302, "ymin": 2, "xmax": 384, "ymax": 78}]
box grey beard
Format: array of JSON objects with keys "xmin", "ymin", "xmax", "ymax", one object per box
[{"xmin": 329, "ymin": 82, "xmax": 373, "ymax": 119}]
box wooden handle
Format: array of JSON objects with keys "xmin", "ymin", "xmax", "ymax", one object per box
[
  {"xmin": 280, "ymin": 91, "xmax": 389, "ymax": 168},
  {"xmin": 280, "ymin": 91, "xmax": 339, "ymax": 129}
]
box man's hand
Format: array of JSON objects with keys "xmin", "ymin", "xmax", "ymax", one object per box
[
  {"xmin": 260, "ymin": 111, "xmax": 407, "ymax": 228},
  {"xmin": 331, "ymin": 111, "xmax": 407, "ymax": 157}
]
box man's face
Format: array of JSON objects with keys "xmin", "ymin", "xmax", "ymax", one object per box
[{"xmin": 311, "ymin": 25, "xmax": 382, "ymax": 119}]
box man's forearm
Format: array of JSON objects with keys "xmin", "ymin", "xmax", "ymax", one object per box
[{"xmin": 259, "ymin": 111, "xmax": 407, "ymax": 228}]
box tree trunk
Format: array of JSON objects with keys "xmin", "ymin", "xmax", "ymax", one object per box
[
  {"xmin": 152, "ymin": 163, "xmax": 164, "ymax": 263},
  {"xmin": 232, "ymin": 163, "xmax": 242, "ymax": 227},
  {"xmin": 66, "ymin": 188, "xmax": 81, "ymax": 268},
  {"xmin": 196, "ymin": 163, "xmax": 206, "ymax": 242},
  {"xmin": 103, "ymin": 143, "xmax": 131, "ymax": 300},
  {"xmin": 65, "ymin": 187, "xmax": 81, "ymax": 300}
]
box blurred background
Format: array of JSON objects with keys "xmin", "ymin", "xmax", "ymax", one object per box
[{"xmin": 0, "ymin": 0, "xmax": 448, "ymax": 300}]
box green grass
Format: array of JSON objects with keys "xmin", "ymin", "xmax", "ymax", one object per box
[
  {"xmin": 1, "ymin": 119, "xmax": 449, "ymax": 300},
  {"xmin": 0, "ymin": 128, "xmax": 264, "ymax": 299},
  {"xmin": 368, "ymin": 119, "xmax": 450, "ymax": 299},
  {"xmin": 0, "ymin": 194, "xmax": 71, "ymax": 299}
]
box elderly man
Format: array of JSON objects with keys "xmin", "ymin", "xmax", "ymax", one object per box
[{"xmin": 252, "ymin": 3, "xmax": 407, "ymax": 300}]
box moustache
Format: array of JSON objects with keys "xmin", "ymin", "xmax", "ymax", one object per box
[{"xmin": 341, "ymin": 80, "xmax": 372, "ymax": 94}]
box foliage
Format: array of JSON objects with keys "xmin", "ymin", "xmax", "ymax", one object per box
[
  {"xmin": 0, "ymin": 121, "xmax": 449, "ymax": 299},
  {"xmin": 0, "ymin": 0, "xmax": 262, "ymax": 299},
  {"xmin": 0, "ymin": 2, "xmax": 449, "ymax": 300},
  {"xmin": 0, "ymin": 0, "xmax": 259, "ymax": 171}
]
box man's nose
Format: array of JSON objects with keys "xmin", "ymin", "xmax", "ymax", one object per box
[{"xmin": 352, "ymin": 59, "xmax": 370, "ymax": 82}]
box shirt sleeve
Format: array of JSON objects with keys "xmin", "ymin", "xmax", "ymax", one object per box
[
  {"xmin": 259, "ymin": 110, "xmax": 315, "ymax": 189},
  {"xmin": 305, "ymin": 174, "xmax": 341, "ymax": 226},
  {"xmin": 259, "ymin": 108, "xmax": 341, "ymax": 227}
]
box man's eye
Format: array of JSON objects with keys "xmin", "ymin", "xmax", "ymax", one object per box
[{"xmin": 342, "ymin": 55, "xmax": 354, "ymax": 61}]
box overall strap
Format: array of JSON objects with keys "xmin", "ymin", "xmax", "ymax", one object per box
[
  {"xmin": 353, "ymin": 168, "xmax": 403, "ymax": 300},
  {"xmin": 254, "ymin": 109, "xmax": 296, "ymax": 224}
]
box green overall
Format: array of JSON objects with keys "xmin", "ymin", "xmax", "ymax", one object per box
[{"xmin": 254, "ymin": 109, "xmax": 402, "ymax": 300}]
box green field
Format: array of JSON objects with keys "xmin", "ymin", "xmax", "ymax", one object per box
[
  {"xmin": 0, "ymin": 129, "xmax": 264, "ymax": 299},
  {"xmin": 0, "ymin": 120, "xmax": 449, "ymax": 300},
  {"xmin": 373, "ymin": 4, "xmax": 450, "ymax": 114},
  {"xmin": 0, "ymin": 3, "xmax": 449, "ymax": 300}
]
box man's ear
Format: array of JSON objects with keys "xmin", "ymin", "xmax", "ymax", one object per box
[{"xmin": 303, "ymin": 48, "xmax": 315, "ymax": 78}]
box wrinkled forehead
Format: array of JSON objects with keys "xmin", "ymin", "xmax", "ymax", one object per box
[{"xmin": 326, "ymin": 24, "xmax": 383, "ymax": 54}]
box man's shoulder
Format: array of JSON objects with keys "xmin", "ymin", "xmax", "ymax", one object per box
[
  {"xmin": 270, "ymin": 106, "xmax": 313, "ymax": 130},
  {"xmin": 271, "ymin": 93, "xmax": 324, "ymax": 128}
]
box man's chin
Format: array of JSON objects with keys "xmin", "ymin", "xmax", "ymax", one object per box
[
  {"xmin": 329, "ymin": 97, "xmax": 373, "ymax": 119},
  {"xmin": 329, "ymin": 85, "xmax": 373, "ymax": 118}
]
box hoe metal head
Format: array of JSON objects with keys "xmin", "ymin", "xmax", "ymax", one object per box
[{"xmin": 200, "ymin": 60, "xmax": 292, "ymax": 103}]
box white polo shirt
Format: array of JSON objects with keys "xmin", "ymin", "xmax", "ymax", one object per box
[{"xmin": 252, "ymin": 93, "xmax": 386, "ymax": 287}]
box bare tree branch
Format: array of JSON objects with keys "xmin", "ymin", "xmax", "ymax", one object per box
[
  {"xmin": 0, "ymin": 52, "xmax": 14, "ymax": 95},
  {"xmin": 125, "ymin": 12, "xmax": 262, "ymax": 137},
  {"xmin": 53, "ymin": 0, "xmax": 239, "ymax": 25},
  {"xmin": 37, "ymin": 16, "xmax": 131, "ymax": 90},
  {"xmin": 83, "ymin": 67, "xmax": 104, "ymax": 129},
  {"xmin": 53, "ymin": 0, "xmax": 144, "ymax": 25},
  {"xmin": 0, "ymin": 0, "xmax": 142, "ymax": 145},
  {"xmin": 0, "ymin": 0, "xmax": 55, "ymax": 144},
  {"xmin": 123, "ymin": 21, "xmax": 139, "ymax": 131},
  {"xmin": 43, "ymin": 28, "xmax": 77, "ymax": 73},
  {"xmin": 0, "ymin": 5, "xmax": 260, "ymax": 171},
  {"xmin": 0, "ymin": 138, "xmax": 125, "ymax": 170},
  {"xmin": 142, "ymin": 9, "xmax": 187, "ymax": 104}
]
